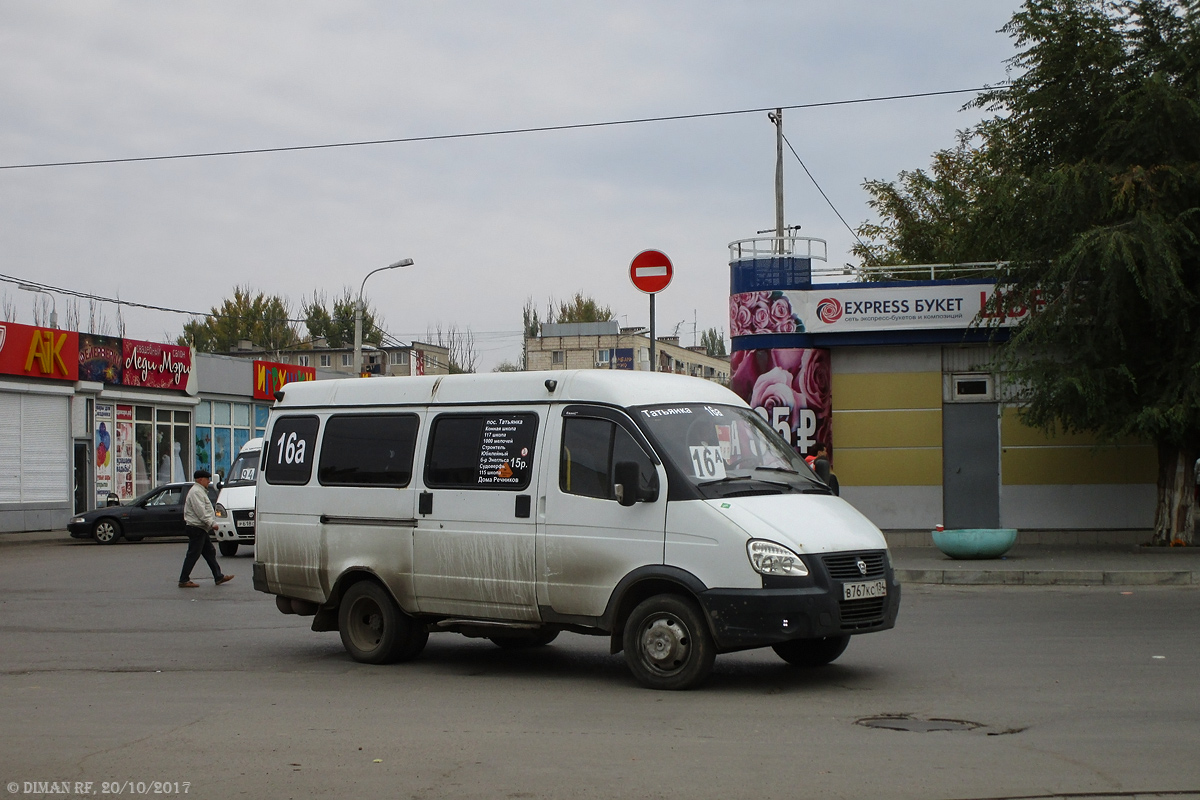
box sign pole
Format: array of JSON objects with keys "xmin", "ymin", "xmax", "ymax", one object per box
[{"xmin": 649, "ymin": 294, "xmax": 656, "ymax": 371}]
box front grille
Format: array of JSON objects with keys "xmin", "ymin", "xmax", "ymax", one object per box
[
  {"xmin": 232, "ymin": 510, "xmax": 256, "ymax": 530},
  {"xmin": 822, "ymin": 551, "xmax": 887, "ymax": 580},
  {"xmin": 839, "ymin": 597, "xmax": 886, "ymax": 630}
]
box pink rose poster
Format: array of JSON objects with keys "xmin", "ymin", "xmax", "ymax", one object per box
[{"xmin": 730, "ymin": 347, "xmax": 831, "ymax": 458}]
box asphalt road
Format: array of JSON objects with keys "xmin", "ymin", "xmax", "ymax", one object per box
[{"xmin": 1, "ymin": 535, "xmax": 1198, "ymax": 800}]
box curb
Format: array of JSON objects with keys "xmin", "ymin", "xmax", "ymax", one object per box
[{"xmin": 897, "ymin": 568, "xmax": 1196, "ymax": 586}]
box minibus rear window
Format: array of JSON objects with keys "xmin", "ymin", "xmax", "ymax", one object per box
[
  {"xmin": 263, "ymin": 416, "xmax": 320, "ymax": 485},
  {"xmin": 318, "ymin": 414, "xmax": 419, "ymax": 487},
  {"xmin": 425, "ymin": 413, "xmax": 538, "ymax": 490}
]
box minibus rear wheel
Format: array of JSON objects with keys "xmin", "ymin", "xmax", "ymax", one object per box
[
  {"xmin": 772, "ymin": 635, "xmax": 850, "ymax": 667},
  {"xmin": 623, "ymin": 594, "xmax": 715, "ymax": 690},
  {"xmin": 338, "ymin": 580, "xmax": 419, "ymax": 665}
]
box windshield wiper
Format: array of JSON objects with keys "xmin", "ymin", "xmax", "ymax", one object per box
[{"xmin": 697, "ymin": 475, "xmax": 753, "ymax": 486}]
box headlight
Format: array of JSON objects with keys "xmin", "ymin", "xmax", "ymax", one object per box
[
  {"xmin": 214, "ymin": 504, "xmax": 227, "ymax": 517},
  {"xmin": 70, "ymin": 516, "xmax": 85, "ymax": 524},
  {"xmin": 747, "ymin": 539, "xmax": 809, "ymax": 577}
]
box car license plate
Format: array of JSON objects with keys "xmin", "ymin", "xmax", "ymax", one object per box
[
  {"xmin": 236, "ymin": 520, "xmax": 254, "ymax": 528},
  {"xmin": 843, "ymin": 579, "xmax": 887, "ymax": 600}
]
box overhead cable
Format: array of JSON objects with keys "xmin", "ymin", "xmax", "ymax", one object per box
[{"xmin": 0, "ymin": 87, "xmax": 990, "ymax": 171}]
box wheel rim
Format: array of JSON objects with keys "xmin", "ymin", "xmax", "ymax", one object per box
[
  {"xmin": 94, "ymin": 522, "xmax": 116, "ymax": 543},
  {"xmin": 638, "ymin": 614, "xmax": 690, "ymax": 676},
  {"xmin": 345, "ymin": 595, "xmax": 385, "ymax": 652}
]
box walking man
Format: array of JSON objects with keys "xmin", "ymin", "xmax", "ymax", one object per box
[{"xmin": 179, "ymin": 469, "xmax": 234, "ymax": 588}]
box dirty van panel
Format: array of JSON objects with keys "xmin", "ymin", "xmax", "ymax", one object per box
[
  {"xmin": 413, "ymin": 411, "xmax": 541, "ymax": 620},
  {"xmin": 540, "ymin": 410, "xmax": 667, "ymax": 617},
  {"xmin": 315, "ymin": 413, "xmax": 423, "ymax": 608},
  {"xmin": 258, "ymin": 415, "xmax": 323, "ymax": 601}
]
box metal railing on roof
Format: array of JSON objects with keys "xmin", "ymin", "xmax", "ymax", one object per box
[
  {"xmin": 728, "ymin": 236, "xmax": 828, "ymax": 262},
  {"xmin": 849, "ymin": 261, "xmax": 1006, "ymax": 281}
]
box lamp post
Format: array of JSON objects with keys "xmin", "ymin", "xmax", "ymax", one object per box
[
  {"xmin": 353, "ymin": 258, "xmax": 413, "ymax": 377},
  {"xmin": 18, "ymin": 283, "xmax": 57, "ymax": 329}
]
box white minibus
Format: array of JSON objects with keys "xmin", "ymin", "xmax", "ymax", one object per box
[
  {"xmin": 253, "ymin": 370, "xmax": 899, "ymax": 689},
  {"xmin": 213, "ymin": 437, "xmax": 262, "ymax": 556}
]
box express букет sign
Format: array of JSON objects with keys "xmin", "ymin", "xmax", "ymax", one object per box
[
  {"xmin": 253, "ymin": 359, "xmax": 316, "ymax": 400},
  {"xmin": 0, "ymin": 322, "xmax": 80, "ymax": 381}
]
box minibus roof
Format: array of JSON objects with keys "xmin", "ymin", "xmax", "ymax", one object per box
[{"xmin": 272, "ymin": 369, "xmax": 745, "ymax": 410}]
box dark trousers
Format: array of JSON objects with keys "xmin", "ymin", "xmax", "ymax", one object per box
[{"xmin": 180, "ymin": 526, "xmax": 224, "ymax": 583}]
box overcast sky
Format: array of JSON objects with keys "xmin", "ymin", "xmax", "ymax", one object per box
[{"xmin": 0, "ymin": 1, "xmax": 1020, "ymax": 370}]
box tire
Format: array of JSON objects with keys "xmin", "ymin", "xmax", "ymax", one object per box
[
  {"xmin": 622, "ymin": 594, "xmax": 715, "ymax": 690},
  {"xmin": 92, "ymin": 519, "xmax": 122, "ymax": 545},
  {"xmin": 218, "ymin": 541, "xmax": 238, "ymax": 557},
  {"xmin": 488, "ymin": 629, "xmax": 559, "ymax": 649},
  {"xmin": 772, "ymin": 635, "xmax": 850, "ymax": 668},
  {"xmin": 337, "ymin": 580, "xmax": 420, "ymax": 665}
]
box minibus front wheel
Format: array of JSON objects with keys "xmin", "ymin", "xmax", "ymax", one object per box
[
  {"xmin": 338, "ymin": 580, "xmax": 427, "ymax": 665},
  {"xmin": 623, "ymin": 594, "xmax": 716, "ymax": 690}
]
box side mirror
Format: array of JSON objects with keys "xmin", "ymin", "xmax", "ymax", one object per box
[
  {"xmin": 105, "ymin": 492, "xmax": 120, "ymax": 507},
  {"xmin": 614, "ymin": 461, "xmax": 642, "ymax": 507}
]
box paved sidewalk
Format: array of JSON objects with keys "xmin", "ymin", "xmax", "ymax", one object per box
[
  {"xmin": 6, "ymin": 528, "xmax": 1200, "ymax": 586},
  {"xmin": 893, "ymin": 544, "xmax": 1200, "ymax": 586}
]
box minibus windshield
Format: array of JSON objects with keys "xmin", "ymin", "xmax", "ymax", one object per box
[
  {"xmin": 224, "ymin": 451, "xmax": 260, "ymax": 488},
  {"xmin": 630, "ymin": 403, "xmax": 830, "ymax": 499}
]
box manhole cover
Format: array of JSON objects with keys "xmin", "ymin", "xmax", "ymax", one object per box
[{"xmin": 857, "ymin": 715, "xmax": 982, "ymax": 732}]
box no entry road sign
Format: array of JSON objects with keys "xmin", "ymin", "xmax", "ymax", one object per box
[{"xmin": 629, "ymin": 250, "xmax": 673, "ymax": 294}]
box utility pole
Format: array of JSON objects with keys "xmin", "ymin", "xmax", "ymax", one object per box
[{"xmin": 769, "ymin": 108, "xmax": 784, "ymax": 254}]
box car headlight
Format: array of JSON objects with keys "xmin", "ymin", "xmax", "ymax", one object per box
[
  {"xmin": 214, "ymin": 503, "xmax": 227, "ymax": 517},
  {"xmin": 747, "ymin": 539, "xmax": 809, "ymax": 577},
  {"xmin": 70, "ymin": 516, "xmax": 85, "ymax": 524}
]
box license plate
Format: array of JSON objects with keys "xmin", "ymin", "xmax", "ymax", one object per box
[
  {"xmin": 235, "ymin": 520, "xmax": 255, "ymax": 528},
  {"xmin": 843, "ymin": 579, "xmax": 887, "ymax": 600}
]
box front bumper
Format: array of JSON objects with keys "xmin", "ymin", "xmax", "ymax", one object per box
[
  {"xmin": 212, "ymin": 520, "xmax": 255, "ymax": 543},
  {"xmin": 698, "ymin": 550, "xmax": 901, "ymax": 651}
]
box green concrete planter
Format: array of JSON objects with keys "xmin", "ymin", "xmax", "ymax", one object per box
[{"xmin": 932, "ymin": 528, "xmax": 1018, "ymax": 560}]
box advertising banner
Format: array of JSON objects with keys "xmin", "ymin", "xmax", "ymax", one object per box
[
  {"xmin": 78, "ymin": 333, "xmax": 124, "ymax": 384},
  {"xmin": 95, "ymin": 403, "xmax": 114, "ymax": 506},
  {"xmin": 122, "ymin": 340, "xmax": 192, "ymax": 390},
  {"xmin": 730, "ymin": 281, "xmax": 1042, "ymax": 337},
  {"xmin": 114, "ymin": 405, "xmax": 135, "ymax": 500},
  {"xmin": 614, "ymin": 348, "xmax": 634, "ymax": 370},
  {"xmin": 253, "ymin": 360, "xmax": 316, "ymax": 400},
  {"xmin": 730, "ymin": 348, "xmax": 831, "ymax": 458},
  {"xmin": 0, "ymin": 321, "xmax": 79, "ymax": 381}
]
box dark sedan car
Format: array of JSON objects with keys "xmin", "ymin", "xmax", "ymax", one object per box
[{"xmin": 68, "ymin": 482, "xmax": 218, "ymax": 544}]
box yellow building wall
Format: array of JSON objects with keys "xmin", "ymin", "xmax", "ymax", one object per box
[
  {"xmin": 831, "ymin": 372, "xmax": 942, "ymax": 487},
  {"xmin": 999, "ymin": 407, "xmax": 1156, "ymax": 485}
]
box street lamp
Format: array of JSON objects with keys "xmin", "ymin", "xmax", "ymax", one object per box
[
  {"xmin": 353, "ymin": 258, "xmax": 413, "ymax": 377},
  {"xmin": 18, "ymin": 283, "xmax": 57, "ymax": 329}
]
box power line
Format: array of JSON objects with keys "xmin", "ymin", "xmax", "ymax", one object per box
[
  {"xmin": 780, "ymin": 132, "xmax": 882, "ymax": 265},
  {"xmin": 0, "ymin": 87, "xmax": 990, "ymax": 171}
]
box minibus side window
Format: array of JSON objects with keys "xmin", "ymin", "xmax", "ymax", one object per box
[
  {"xmin": 424, "ymin": 413, "xmax": 538, "ymax": 490},
  {"xmin": 318, "ymin": 414, "xmax": 419, "ymax": 487},
  {"xmin": 561, "ymin": 417, "xmax": 656, "ymax": 501},
  {"xmin": 264, "ymin": 416, "xmax": 320, "ymax": 485},
  {"xmin": 560, "ymin": 418, "xmax": 611, "ymax": 499}
]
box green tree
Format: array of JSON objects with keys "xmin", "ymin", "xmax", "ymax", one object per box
[
  {"xmin": 302, "ymin": 289, "xmax": 382, "ymax": 348},
  {"xmin": 858, "ymin": 0, "xmax": 1200, "ymax": 543},
  {"xmin": 554, "ymin": 292, "xmax": 614, "ymax": 323},
  {"xmin": 700, "ymin": 327, "xmax": 727, "ymax": 357},
  {"xmin": 853, "ymin": 131, "xmax": 1005, "ymax": 273},
  {"xmin": 179, "ymin": 287, "xmax": 299, "ymax": 354}
]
